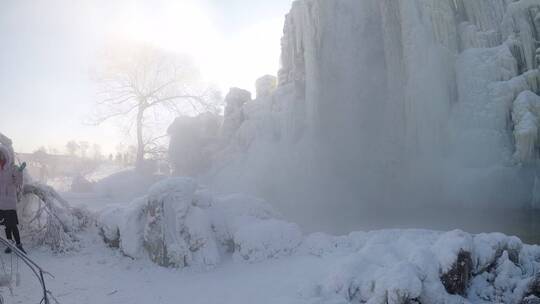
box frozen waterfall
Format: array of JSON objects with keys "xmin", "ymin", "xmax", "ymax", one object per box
[{"xmin": 181, "ymin": 0, "xmax": 540, "ymax": 211}]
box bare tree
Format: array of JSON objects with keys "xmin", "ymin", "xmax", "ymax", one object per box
[{"xmin": 91, "ymin": 42, "xmax": 219, "ymax": 170}]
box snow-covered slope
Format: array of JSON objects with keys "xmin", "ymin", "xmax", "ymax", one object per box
[{"xmin": 203, "ymin": 0, "xmax": 540, "ymax": 208}]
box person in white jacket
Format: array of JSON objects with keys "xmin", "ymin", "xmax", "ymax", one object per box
[{"xmin": 0, "ymin": 146, "xmax": 25, "ymax": 254}]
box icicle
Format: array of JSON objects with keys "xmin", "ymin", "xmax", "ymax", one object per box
[
  {"xmin": 512, "ymin": 90, "xmax": 540, "ymax": 162},
  {"xmin": 532, "ymin": 172, "xmax": 540, "ymax": 208}
]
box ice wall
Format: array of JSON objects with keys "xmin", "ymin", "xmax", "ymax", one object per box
[{"xmin": 202, "ymin": 0, "xmax": 540, "ymax": 209}]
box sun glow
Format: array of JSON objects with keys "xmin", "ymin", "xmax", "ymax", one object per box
[{"xmin": 108, "ymin": 1, "xmax": 283, "ymax": 93}]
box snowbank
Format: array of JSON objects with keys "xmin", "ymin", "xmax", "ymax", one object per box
[{"xmin": 301, "ymin": 229, "xmax": 540, "ymax": 304}]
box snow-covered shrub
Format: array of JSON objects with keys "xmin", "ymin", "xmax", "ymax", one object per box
[
  {"xmin": 432, "ymin": 230, "xmax": 473, "ymax": 274},
  {"xmin": 97, "ymin": 178, "xmax": 302, "ymax": 268},
  {"xmin": 298, "ymin": 232, "xmax": 352, "ymax": 257},
  {"xmin": 523, "ymin": 295, "xmax": 540, "ymax": 304},
  {"xmin": 98, "ymin": 205, "xmax": 123, "ymax": 248},
  {"xmin": 21, "ymin": 183, "xmax": 90, "ymax": 252},
  {"xmin": 98, "ymin": 198, "xmax": 148, "ymax": 258},
  {"xmin": 232, "ymin": 219, "xmax": 302, "ymax": 263},
  {"xmin": 142, "ymin": 177, "xmax": 219, "ymax": 268},
  {"xmin": 119, "ymin": 197, "xmax": 148, "ymax": 258},
  {"xmin": 208, "ymin": 193, "xmax": 279, "ymax": 247}
]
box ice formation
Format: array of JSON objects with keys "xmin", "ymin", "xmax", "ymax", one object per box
[
  {"xmin": 183, "ymin": 0, "xmax": 540, "ymax": 208},
  {"xmin": 220, "ymin": 88, "xmax": 252, "ymax": 144},
  {"xmin": 512, "ymin": 90, "xmax": 540, "ymax": 162}
]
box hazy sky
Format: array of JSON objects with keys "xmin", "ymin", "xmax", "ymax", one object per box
[{"xmin": 0, "ymin": 0, "xmax": 292, "ymax": 154}]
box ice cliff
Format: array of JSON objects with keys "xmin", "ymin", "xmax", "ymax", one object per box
[{"xmin": 170, "ymin": 0, "xmax": 540, "ymax": 208}]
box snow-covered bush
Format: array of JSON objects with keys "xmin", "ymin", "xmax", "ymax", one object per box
[
  {"xmin": 298, "ymin": 232, "xmax": 352, "ymax": 257},
  {"xmin": 97, "ymin": 177, "xmax": 300, "ymax": 268},
  {"xmin": 232, "ymin": 219, "xmax": 302, "ymax": 263},
  {"xmin": 208, "ymin": 193, "xmax": 279, "ymax": 246},
  {"xmin": 21, "ymin": 183, "xmax": 90, "ymax": 252}
]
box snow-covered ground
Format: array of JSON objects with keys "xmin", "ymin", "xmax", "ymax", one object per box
[
  {"xmin": 10, "ymin": 228, "xmax": 331, "ymax": 304},
  {"xmin": 8, "ymin": 226, "xmax": 540, "ymax": 304}
]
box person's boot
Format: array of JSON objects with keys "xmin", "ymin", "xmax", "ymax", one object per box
[
  {"xmin": 4, "ymin": 247, "xmax": 11, "ymax": 254},
  {"xmin": 16, "ymin": 244, "xmax": 26, "ymax": 254}
]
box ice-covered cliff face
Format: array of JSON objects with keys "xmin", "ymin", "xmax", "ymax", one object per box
[{"xmin": 207, "ymin": 0, "xmax": 540, "ymax": 208}]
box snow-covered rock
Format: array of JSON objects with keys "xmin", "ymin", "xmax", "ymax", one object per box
[
  {"xmin": 220, "ymin": 88, "xmax": 251, "ymax": 143},
  {"xmin": 302, "ymin": 229, "xmax": 540, "ymax": 304}
]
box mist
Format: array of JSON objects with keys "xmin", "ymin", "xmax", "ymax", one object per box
[{"xmin": 2, "ymin": 0, "xmax": 537, "ymax": 238}]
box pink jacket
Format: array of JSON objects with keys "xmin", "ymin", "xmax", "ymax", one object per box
[{"xmin": 0, "ymin": 146, "xmax": 22, "ymax": 210}]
